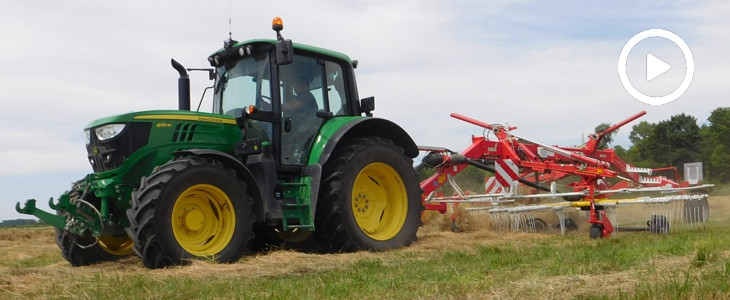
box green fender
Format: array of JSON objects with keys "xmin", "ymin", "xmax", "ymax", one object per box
[
  {"xmin": 301, "ymin": 116, "xmax": 417, "ymax": 225},
  {"xmin": 307, "ymin": 116, "xmax": 418, "ymax": 167}
]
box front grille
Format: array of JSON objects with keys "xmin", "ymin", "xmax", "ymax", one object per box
[{"xmin": 87, "ymin": 123, "xmax": 151, "ymax": 172}]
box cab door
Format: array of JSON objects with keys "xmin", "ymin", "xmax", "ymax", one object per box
[{"xmin": 278, "ymin": 55, "xmax": 325, "ymax": 165}]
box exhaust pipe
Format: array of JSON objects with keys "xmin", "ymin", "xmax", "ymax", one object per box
[{"xmin": 171, "ymin": 59, "xmax": 190, "ymax": 111}]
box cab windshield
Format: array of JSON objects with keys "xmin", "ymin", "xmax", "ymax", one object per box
[
  {"xmin": 213, "ymin": 52, "xmax": 273, "ymax": 140},
  {"xmin": 213, "ymin": 52, "xmax": 272, "ymax": 117}
]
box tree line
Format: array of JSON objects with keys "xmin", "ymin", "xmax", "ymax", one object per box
[
  {"xmin": 608, "ymin": 107, "xmax": 730, "ymax": 183},
  {"xmin": 0, "ymin": 219, "xmax": 42, "ymax": 227}
]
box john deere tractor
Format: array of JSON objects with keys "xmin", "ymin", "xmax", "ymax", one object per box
[{"xmin": 16, "ymin": 18, "xmax": 422, "ymax": 269}]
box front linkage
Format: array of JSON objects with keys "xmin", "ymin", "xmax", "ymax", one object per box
[{"xmin": 16, "ymin": 175, "xmax": 126, "ymax": 242}]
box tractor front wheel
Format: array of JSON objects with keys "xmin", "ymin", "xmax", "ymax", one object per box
[
  {"xmin": 315, "ymin": 137, "xmax": 422, "ymax": 252},
  {"xmin": 126, "ymin": 157, "xmax": 255, "ymax": 269},
  {"xmin": 55, "ymin": 226, "xmax": 132, "ymax": 266},
  {"xmin": 55, "ymin": 180, "xmax": 133, "ymax": 266}
]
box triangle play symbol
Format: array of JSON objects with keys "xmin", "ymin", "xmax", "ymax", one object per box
[{"xmin": 646, "ymin": 53, "xmax": 671, "ymax": 81}]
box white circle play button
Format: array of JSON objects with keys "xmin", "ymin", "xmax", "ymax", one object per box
[{"xmin": 618, "ymin": 29, "xmax": 694, "ymax": 105}]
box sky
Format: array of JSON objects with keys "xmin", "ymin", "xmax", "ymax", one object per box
[{"xmin": 1, "ymin": 1, "xmax": 728, "ymax": 221}]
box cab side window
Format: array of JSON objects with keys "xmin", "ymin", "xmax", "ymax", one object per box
[{"xmin": 325, "ymin": 61, "xmax": 349, "ymax": 116}]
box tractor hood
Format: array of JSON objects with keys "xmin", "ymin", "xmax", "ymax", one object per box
[{"xmin": 85, "ymin": 110, "xmax": 236, "ymax": 129}]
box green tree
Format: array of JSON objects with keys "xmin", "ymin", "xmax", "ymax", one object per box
[
  {"xmin": 625, "ymin": 121, "xmax": 657, "ymax": 166},
  {"xmin": 594, "ymin": 123, "xmax": 614, "ymax": 150},
  {"xmin": 645, "ymin": 113, "xmax": 702, "ymax": 177},
  {"xmin": 629, "ymin": 121, "xmax": 655, "ymax": 144},
  {"xmin": 702, "ymin": 107, "xmax": 730, "ymax": 182}
]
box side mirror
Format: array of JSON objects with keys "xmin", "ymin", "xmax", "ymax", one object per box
[
  {"xmin": 360, "ymin": 97, "xmax": 375, "ymax": 117},
  {"xmin": 276, "ymin": 39, "xmax": 294, "ymax": 65}
]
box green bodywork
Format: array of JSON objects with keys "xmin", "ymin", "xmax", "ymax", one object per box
[
  {"xmin": 17, "ymin": 110, "xmax": 243, "ymax": 236},
  {"xmin": 16, "ymin": 107, "xmax": 368, "ymax": 237}
]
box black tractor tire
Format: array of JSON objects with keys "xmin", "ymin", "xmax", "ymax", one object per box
[
  {"xmin": 126, "ymin": 157, "xmax": 255, "ymax": 269},
  {"xmin": 55, "ymin": 224, "xmax": 121, "ymax": 266},
  {"xmin": 683, "ymin": 197, "xmax": 709, "ymax": 223},
  {"xmin": 314, "ymin": 136, "xmax": 423, "ymax": 252},
  {"xmin": 55, "ymin": 180, "xmax": 132, "ymax": 266}
]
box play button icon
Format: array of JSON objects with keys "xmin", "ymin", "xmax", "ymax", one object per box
[
  {"xmin": 618, "ymin": 29, "xmax": 694, "ymax": 105},
  {"xmin": 646, "ymin": 53, "xmax": 671, "ymax": 81}
]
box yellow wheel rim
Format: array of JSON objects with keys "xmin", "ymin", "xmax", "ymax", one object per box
[
  {"xmin": 352, "ymin": 163, "xmax": 408, "ymax": 241},
  {"xmin": 171, "ymin": 184, "xmax": 236, "ymax": 256},
  {"xmin": 98, "ymin": 235, "xmax": 134, "ymax": 256}
]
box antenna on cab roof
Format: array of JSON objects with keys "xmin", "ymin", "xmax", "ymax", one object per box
[{"xmin": 224, "ymin": 0, "xmax": 237, "ymax": 49}]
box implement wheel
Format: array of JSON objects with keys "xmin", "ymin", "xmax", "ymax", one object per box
[
  {"xmin": 589, "ymin": 224, "xmax": 603, "ymax": 239},
  {"xmin": 126, "ymin": 157, "xmax": 254, "ymax": 269},
  {"xmin": 683, "ymin": 197, "xmax": 709, "ymax": 223},
  {"xmin": 315, "ymin": 137, "xmax": 422, "ymax": 252}
]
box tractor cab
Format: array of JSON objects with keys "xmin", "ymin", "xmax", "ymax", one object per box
[{"xmin": 208, "ymin": 19, "xmax": 362, "ymax": 169}]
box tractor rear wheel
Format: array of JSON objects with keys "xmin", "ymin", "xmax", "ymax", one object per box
[
  {"xmin": 126, "ymin": 157, "xmax": 255, "ymax": 269},
  {"xmin": 315, "ymin": 137, "xmax": 422, "ymax": 252}
]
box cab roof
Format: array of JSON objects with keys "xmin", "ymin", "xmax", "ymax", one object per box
[{"xmin": 210, "ymin": 39, "xmax": 356, "ymax": 67}]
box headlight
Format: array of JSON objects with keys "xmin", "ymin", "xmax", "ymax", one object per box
[
  {"xmin": 84, "ymin": 129, "xmax": 91, "ymax": 144},
  {"xmin": 95, "ymin": 124, "xmax": 127, "ymax": 141}
]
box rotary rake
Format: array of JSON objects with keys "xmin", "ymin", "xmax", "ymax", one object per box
[{"xmin": 418, "ymin": 111, "xmax": 713, "ymax": 238}]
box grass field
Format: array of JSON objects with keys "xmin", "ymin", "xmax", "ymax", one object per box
[{"xmin": 1, "ymin": 196, "xmax": 729, "ymax": 299}]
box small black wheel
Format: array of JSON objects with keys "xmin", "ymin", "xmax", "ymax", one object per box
[
  {"xmin": 126, "ymin": 157, "xmax": 255, "ymax": 269},
  {"xmin": 683, "ymin": 198, "xmax": 709, "ymax": 223},
  {"xmin": 589, "ymin": 224, "xmax": 603, "ymax": 239},
  {"xmin": 314, "ymin": 137, "xmax": 423, "ymax": 252},
  {"xmin": 648, "ymin": 214, "xmax": 669, "ymax": 234},
  {"xmin": 564, "ymin": 218, "xmax": 579, "ymax": 231},
  {"xmin": 527, "ymin": 218, "xmax": 547, "ymax": 232}
]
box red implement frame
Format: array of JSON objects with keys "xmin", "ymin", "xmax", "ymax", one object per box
[{"xmin": 419, "ymin": 110, "xmax": 690, "ymax": 238}]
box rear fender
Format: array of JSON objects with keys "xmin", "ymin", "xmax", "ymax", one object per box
[{"xmin": 310, "ymin": 117, "xmax": 418, "ymax": 167}]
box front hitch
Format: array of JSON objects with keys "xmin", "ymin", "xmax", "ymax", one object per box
[
  {"xmin": 16, "ymin": 198, "xmax": 67, "ymax": 229},
  {"xmin": 16, "ymin": 192, "xmax": 104, "ymax": 238}
]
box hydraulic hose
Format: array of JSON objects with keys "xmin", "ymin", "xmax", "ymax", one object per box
[{"xmin": 449, "ymin": 155, "xmax": 551, "ymax": 192}]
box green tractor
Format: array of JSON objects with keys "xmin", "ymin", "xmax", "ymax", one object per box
[{"xmin": 16, "ymin": 18, "xmax": 423, "ymax": 269}]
